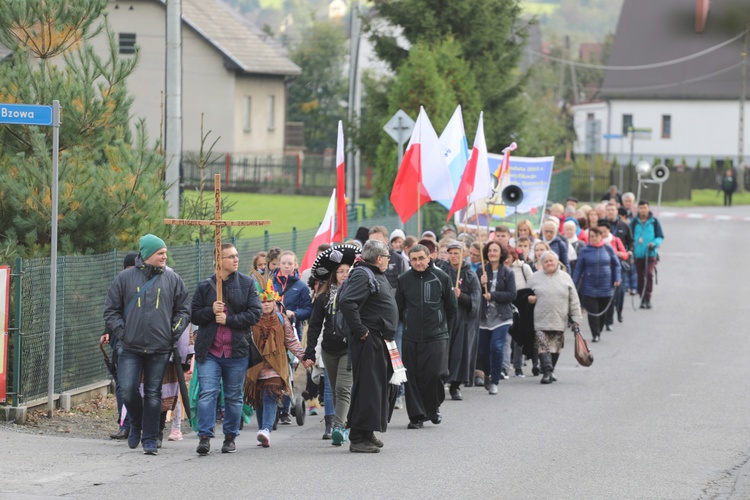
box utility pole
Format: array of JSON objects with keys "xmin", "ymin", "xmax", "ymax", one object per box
[
  {"xmin": 568, "ymin": 36, "xmax": 579, "ymax": 104},
  {"xmin": 346, "ymin": 1, "xmax": 362, "ymax": 203},
  {"xmin": 557, "ymin": 37, "xmax": 567, "ymax": 104},
  {"xmin": 738, "ymin": 25, "xmax": 748, "ymax": 193},
  {"xmin": 165, "ymin": 0, "xmax": 183, "ymax": 217}
]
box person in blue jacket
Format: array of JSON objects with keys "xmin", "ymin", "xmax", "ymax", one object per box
[
  {"xmin": 271, "ymin": 250, "xmax": 312, "ymax": 424},
  {"xmin": 630, "ymin": 201, "xmax": 664, "ymax": 309},
  {"xmin": 572, "ymin": 227, "xmax": 621, "ymax": 343}
]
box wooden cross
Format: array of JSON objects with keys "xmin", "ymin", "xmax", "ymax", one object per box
[{"xmin": 164, "ymin": 173, "xmax": 270, "ymax": 301}]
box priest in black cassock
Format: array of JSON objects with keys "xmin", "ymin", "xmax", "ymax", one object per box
[
  {"xmin": 338, "ymin": 240, "xmax": 399, "ymax": 453},
  {"xmin": 443, "ymin": 241, "xmax": 481, "ymax": 401}
]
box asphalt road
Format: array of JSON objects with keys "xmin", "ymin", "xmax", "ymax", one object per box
[{"xmin": 2, "ymin": 205, "xmax": 749, "ymax": 500}]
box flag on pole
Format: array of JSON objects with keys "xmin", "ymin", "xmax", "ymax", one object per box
[
  {"xmin": 493, "ymin": 142, "xmax": 517, "ymax": 193},
  {"xmin": 300, "ymin": 189, "xmax": 336, "ymax": 273},
  {"xmin": 332, "ymin": 121, "xmax": 347, "ymax": 242},
  {"xmin": 390, "ymin": 107, "xmax": 454, "ymax": 223},
  {"xmin": 437, "ymin": 105, "xmax": 470, "ymax": 210},
  {"xmin": 447, "ymin": 112, "xmax": 491, "ymax": 220}
]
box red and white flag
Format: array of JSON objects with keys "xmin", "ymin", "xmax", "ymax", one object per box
[
  {"xmin": 447, "ymin": 112, "xmax": 491, "ymax": 220},
  {"xmin": 390, "ymin": 107, "xmax": 454, "ymax": 223},
  {"xmin": 332, "ymin": 121, "xmax": 347, "ymax": 242},
  {"xmin": 300, "ymin": 189, "xmax": 336, "ymax": 273},
  {"xmin": 493, "ymin": 141, "xmax": 517, "ymax": 193}
]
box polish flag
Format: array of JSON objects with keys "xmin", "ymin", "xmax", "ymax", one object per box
[
  {"xmin": 390, "ymin": 107, "xmax": 454, "ymax": 223},
  {"xmin": 447, "ymin": 112, "xmax": 491, "ymax": 220},
  {"xmin": 332, "ymin": 121, "xmax": 347, "ymax": 242},
  {"xmin": 493, "ymin": 142, "xmax": 517, "ymax": 193},
  {"xmin": 436, "ymin": 105, "xmax": 470, "ymax": 210},
  {"xmin": 300, "ymin": 189, "xmax": 336, "ymax": 273}
]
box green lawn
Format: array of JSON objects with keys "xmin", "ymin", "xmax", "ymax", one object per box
[
  {"xmin": 662, "ymin": 189, "xmax": 750, "ymax": 207},
  {"xmin": 183, "ymin": 191, "xmax": 375, "ymax": 234}
]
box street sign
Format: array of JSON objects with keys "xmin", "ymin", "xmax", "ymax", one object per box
[
  {"xmin": 603, "ymin": 133, "xmax": 623, "ymax": 140},
  {"xmin": 0, "ymin": 103, "xmax": 53, "ymax": 126},
  {"xmin": 383, "ymin": 109, "xmax": 415, "ymax": 146},
  {"xmin": 585, "ymin": 119, "xmax": 601, "ymax": 155}
]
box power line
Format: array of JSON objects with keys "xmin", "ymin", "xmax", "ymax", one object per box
[
  {"xmin": 528, "ymin": 30, "xmax": 747, "ymax": 71},
  {"xmin": 597, "ymin": 62, "xmax": 744, "ymax": 93}
]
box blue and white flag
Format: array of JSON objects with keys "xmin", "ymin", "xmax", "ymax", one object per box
[{"xmin": 436, "ymin": 105, "xmax": 470, "ymax": 210}]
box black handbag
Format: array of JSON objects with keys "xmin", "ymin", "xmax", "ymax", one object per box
[{"xmin": 247, "ymin": 335, "xmax": 264, "ymax": 368}]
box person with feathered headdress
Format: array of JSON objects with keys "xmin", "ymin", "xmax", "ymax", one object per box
[{"xmin": 244, "ymin": 280, "xmax": 313, "ymax": 448}]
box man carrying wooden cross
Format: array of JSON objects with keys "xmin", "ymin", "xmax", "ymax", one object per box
[{"xmin": 165, "ymin": 174, "xmax": 270, "ymax": 454}]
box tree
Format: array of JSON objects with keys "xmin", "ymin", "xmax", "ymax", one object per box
[
  {"xmin": 286, "ymin": 18, "xmax": 348, "ymax": 153},
  {"xmin": 0, "ymin": 0, "xmax": 170, "ymax": 258},
  {"xmin": 364, "ymin": 0, "xmax": 530, "ymax": 152}
]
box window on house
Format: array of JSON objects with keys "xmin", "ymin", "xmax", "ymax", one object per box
[
  {"xmin": 587, "ymin": 112, "xmax": 594, "ymax": 120},
  {"xmin": 661, "ymin": 115, "xmax": 671, "ymax": 139},
  {"xmin": 622, "ymin": 114, "xmax": 633, "ymax": 136},
  {"xmin": 267, "ymin": 95, "xmax": 275, "ymax": 131},
  {"xmin": 243, "ymin": 96, "xmax": 251, "ymax": 133},
  {"xmin": 119, "ymin": 33, "xmax": 136, "ymax": 55}
]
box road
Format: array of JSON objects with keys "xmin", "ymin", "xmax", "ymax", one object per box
[{"xmin": 2, "ymin": 205, "xmax": 749, "ymax": 500}]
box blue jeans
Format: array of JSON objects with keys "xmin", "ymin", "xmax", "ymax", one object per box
[
  {"xmin": 254, "ymin": 388, "xmax": 279, "ymax": 432},
  {"xmin": 323, "ymin": 372, "xmax": 334, "ymax": 417},
  {"xmin": 196, "ymin": 353, "xmax": 248, "ymax": 439},
  {"xmin": 478, "ymin": 324, "xmax": 511, "ymax": 384},
  {"xmin": 116, "ymin": 346, "xmax": 170, "ymax": 443}
]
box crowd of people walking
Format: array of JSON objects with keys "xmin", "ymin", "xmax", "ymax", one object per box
[{"xmin": 101, "ymin": 188, "xmax": 664, "ymax": 455}]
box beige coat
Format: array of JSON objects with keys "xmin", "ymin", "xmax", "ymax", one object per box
[{"xmin": 526, "ymin": 270, "xmax": 583, "ymax": 331}]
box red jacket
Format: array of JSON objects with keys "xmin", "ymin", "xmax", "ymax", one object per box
[{"xmin": 608, "ymin": 235, "xmax": 628, "ymax": 260}]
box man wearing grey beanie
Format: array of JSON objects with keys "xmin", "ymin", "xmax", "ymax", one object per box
[{"xmin": 104, "ymin": 234, "xmax": 190, "ymax": 455}]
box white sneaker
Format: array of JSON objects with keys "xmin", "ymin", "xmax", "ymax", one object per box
[
  {"xmin": 257, "ymin": 429, "xmax": 270, "ymax": 448},
  {"xmin": 488, "ymin": 384, "xmax": 498, "ymax": 395},
  {"xmin": 394, "ymin": 396, "xmax": 404, "ymax": 409}
]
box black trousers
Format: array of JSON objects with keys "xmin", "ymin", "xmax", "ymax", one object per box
[
  {"xmin": 402, "ymin": 338, "xmax": 448, "ymax": 422},
  {"xmin": 582, "ymin": 296, "xmax": 611, "ymax": 337}
]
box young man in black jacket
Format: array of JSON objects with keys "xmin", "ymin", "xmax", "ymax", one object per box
[{"xmin": 191, "ymin": 243, "xmax": 262, "ymax": 455}]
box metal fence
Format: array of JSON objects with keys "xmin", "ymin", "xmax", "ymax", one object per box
[
  {"xmin": 9, "ymin": 214, "xmax": 417, "ymax": 406},
  {"xmin": 182, "ymin": 152, "xmax": 373, "ymax": 197}
]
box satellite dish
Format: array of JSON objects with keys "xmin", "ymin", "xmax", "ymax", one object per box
[{"xmin": 501, "ymin": 185, "xmax": 524, "ymax": 207}]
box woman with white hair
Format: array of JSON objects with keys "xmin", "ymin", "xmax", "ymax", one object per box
[{"xmin": 526, "ymin": 251, "xmax": 583, "ymax": 384}]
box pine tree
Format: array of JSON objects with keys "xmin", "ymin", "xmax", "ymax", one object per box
[{"xmin": 0, "ymin": 0, "xmax": 170, "ymax": 258}]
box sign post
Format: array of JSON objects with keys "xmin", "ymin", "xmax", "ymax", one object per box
[
  {"xmin": 0, "ymin": 266, "xmax": 9, "ymax": 403},
  {"xmin": 383, "ymin": 109, "xmax": 415, "ymax": 228},
  {"xmin": 0, "ymin": 101, "xmax": 60, "ymax": 416},
  {"xmin": 585, "ymin": 119, "xmax": 601, "ymax": 202}
]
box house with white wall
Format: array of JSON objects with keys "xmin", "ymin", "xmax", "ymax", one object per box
[
  {"xmin": 100, "ymin": 0, "xmax": 300, "ymax": 155},
  {"xmin": 572, "ymin": 0, "xmax": 749, "ymax": 169}
]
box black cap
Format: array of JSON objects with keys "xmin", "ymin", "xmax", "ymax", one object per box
[{"xmin": 123, "ymin": 251, "xmax": 139, "ymax": 269}]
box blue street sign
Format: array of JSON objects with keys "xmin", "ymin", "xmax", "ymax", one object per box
[
  {"xmin": 0, "ymin": 103, "xmax": 53, "ymax": 126},
  {"xmin": 602, "ymin": 133, "xmax": 623, "ymax": 139}
]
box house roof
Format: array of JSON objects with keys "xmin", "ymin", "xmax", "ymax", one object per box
[
  {"xmin": 176, "ymin": 0, "xmax": 301, "ymax": 76},
  {"xmin": 600, "ymin": 0, "xmax": 750, "ymax": 100}
]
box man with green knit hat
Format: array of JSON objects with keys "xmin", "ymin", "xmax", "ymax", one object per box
[{"xmin": 104, "ymin": 233, "xmax": 190, "ymax": 455}]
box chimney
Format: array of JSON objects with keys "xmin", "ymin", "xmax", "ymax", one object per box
[{"xmin": 695, "ymin": 0, "xmax": 710, "ymax": 32}]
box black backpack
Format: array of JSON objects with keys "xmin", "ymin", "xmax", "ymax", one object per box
[{"xmin": 332, "ymin": 266, "xmax": 379, "ymax": 343}]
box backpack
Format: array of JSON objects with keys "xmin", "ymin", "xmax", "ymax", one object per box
[{"xmin": 332, "ymin": 266, "xmax": 379, "ymax": 343}]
